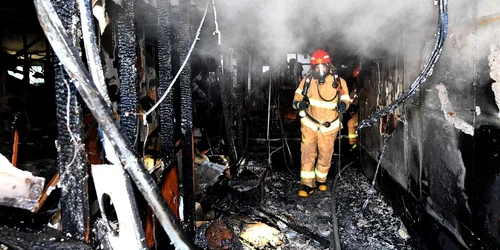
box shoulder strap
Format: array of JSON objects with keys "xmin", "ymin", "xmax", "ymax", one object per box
[{"xmin": 301, "ymin": 75, "xmax": 313, "ymax": 97}]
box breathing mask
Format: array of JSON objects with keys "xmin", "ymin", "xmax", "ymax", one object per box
[{"xmin": 312, "ymin": 63, "xmax": 330, "ymax": 85}]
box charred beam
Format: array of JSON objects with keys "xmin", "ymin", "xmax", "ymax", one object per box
[
  {"xmin": 52, "ymin": 0, "xmax": 89, "ymax": 241},
  {"xmin": 178, "ymin": 0, "xmax": 195, "ymax": 238},
  {"xmin": 220, "ymin": 50, "xmax": 238, "ymax": 165},
  {"xmin": 116, "ymin": 0, "xmax": 139, "ymax": 149},
  {"xmin": 157, "ymin": 0, "xmax": 175, "ymax": 166},
  {"xmin": 234, "ymin": 51, "xmax": 244, "ymax": 158}
]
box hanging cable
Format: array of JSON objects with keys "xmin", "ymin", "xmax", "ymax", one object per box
[{"xmin": 357, "ymin": 0, "xmax": 448, "ymax": 131}]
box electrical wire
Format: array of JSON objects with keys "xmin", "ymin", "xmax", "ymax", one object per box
[
  {"xmin": 59, "ymin": 67, "xmax": 78, "ymax": 171},
  {"xmin": 357, "ymin": 0, "xmax": 448, "ymax": 131}
]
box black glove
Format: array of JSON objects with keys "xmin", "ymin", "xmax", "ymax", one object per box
[
  {"xmin": 294, "ymin": 101, "xmax": 308, "ymax": 110},
  {"xmin": 338, "ymin": 102, "xmax": 347, "ymax": 113}
]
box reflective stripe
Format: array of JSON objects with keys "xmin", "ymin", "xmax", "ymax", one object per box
[
  {"xmin": 301, "ymin": 117, "xmax": 319, "ymax": 131},
  {"xmin": 348, "ymin": 133, "xmax": 358, "ymax": 138},
  {"xmin": 315, "ymin": 169, "xmax": 328, "ymax": 179},
  {"xmin": 341, "ymin": 94, "xmax": 350, "ymax": 102},
  {"xmin": 301, "ymin": 171, "xmax": 316, "ymax": 179},
  {"xmin": 301, "ymin": 117, "xmax": 341, "ymax": 133},
  {"xmin": 295, "ymin": 89, "xmax": 303, "ymax": 95},
  {"xmin": 309, "ymin": 98, "xmax": 337, "ymax": 109}
]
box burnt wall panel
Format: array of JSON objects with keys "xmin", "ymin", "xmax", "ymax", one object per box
[
  {"xmin": 358, "ymin": 0, "xmax": 500, "ymax": 248},
  {"xmin": 473, "ymin": 126, "xmax": 500, "ymax": 247},
  {"xmin": 380, "ymin": 121, "xmax": 407, "ymax": 189},
  {"xmin": 421, "ymin": 108, "xmax": 473, "ymax": 228},
  {"xmin": 404, "ymin": 104, "xmax": 423, "ymax": 199}
]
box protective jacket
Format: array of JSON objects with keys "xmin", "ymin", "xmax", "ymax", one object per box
[{"xmin": 293, "ymin": 74, "xmax": 349, "ymax": 187}]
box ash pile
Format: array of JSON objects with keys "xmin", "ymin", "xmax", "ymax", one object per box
[{"xmin": 195, "ymin": 157, "xmax": 415, "ymax": 249}]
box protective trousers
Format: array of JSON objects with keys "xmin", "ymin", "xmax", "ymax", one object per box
[
  {"xmin": 347, "ymin": 112, "xmax": 358, "ymax": 145},
  {"xmin": 300, "ymin": 125, "xmax": 339, "ymax": 187}
]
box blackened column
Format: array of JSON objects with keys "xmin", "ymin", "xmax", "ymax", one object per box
[
  {"xmin": 178, "ymin": 0, "xmax": 195, "ymax": 238},
  {"xmin": 52, "ymin": 0, "xmax": 89, "ymax": 242}
]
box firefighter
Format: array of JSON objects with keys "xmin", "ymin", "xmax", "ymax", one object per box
[
  {"xmin": 293, "ymin": 49, "xmax": 350, "ymax": 197},
  {"xmin": 347, "ymin": 65, "xmax": 361, "ymax": 150}
]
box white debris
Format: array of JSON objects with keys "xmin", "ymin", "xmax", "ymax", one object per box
[{"xmin": 435, "ymin": 83, "xmax": 474, "ymax": 135}]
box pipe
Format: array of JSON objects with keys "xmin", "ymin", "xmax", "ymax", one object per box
[
  {"xmin": 78, "ymin": 0, "xmax": 110, "ymax": 105},
  {"xmin": 357, "ymin": 0, "xmax": 448, "ymax": 131},
  {"xmin": 329, "ymin": 161, "xmax": 356, "ymax": 250},
  {"xmin": 33, "ymin": 1, "xmax": 193, "ymax": 248},
  {"xmin": 179, "ymin": 0, "xmax": 195, "ymax": 239},
  {"xmin": 266, "ymin": 68, "xmax": 272, "ymax": 141},
  {"xmin": 11, "ymin": 129, "xmax": 19, "ymax": 167}
]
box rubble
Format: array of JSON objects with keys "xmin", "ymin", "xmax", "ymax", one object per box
[
  {"xmin": 0, "ymin": 153, "xmax": 45, "ymax": 212},
  {"xmin": 195, "ymin": 158, "xmax": 416, "ymax": 249}
]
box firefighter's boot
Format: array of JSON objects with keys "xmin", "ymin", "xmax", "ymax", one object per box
[
  {"xmin": 298, "ymin": 185, "xmax": 315, "ymax": 197},
  {"xmin": 316, "ymin": 181, "xmax": 328, "ymax": 191}
]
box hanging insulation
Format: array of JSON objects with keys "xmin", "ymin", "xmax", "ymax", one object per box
[
  {"xmin": 157, "ymin": 0, "xmax": 175, "ymax": 166},
  {"xmin": 116, "ymin": 0, "xmax": 138, "ymax": 148},
  {"xmin": 178, "ymin": 0, "xmax": 195, "ymax": 238},
  {"xmin": 52, "ymin": 0, "xmax": 89, "ymax": 242}
]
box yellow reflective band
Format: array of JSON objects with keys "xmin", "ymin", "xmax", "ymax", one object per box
[
  {"xmin": 348, "ymin": 133, "xmax": 358, "ymax": 138},
  {"xmin": 309, "ymin": 98, "xmax": 337, "ymax": 109},
  {"xmin": 301, "ymin": 171, "xmax": 316, "ymax": 179},
  {"xmin": 341, "ymin": 94, "xmax": 350, "ymax": 102},
  {"xmin": 315, "ymin": 169, "xmax": 328, "ymax": 179},
  {"xmin": 295, "ymin": 89, "xmax": 303, "ymax": 95}
]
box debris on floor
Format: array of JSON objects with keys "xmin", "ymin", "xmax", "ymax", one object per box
[
  {"xmin": 0, "ymin": 153, "xmax": 45, "ymax": 212},
  {"xmin": 195, "ymin": 158, "xmax": 415, "ymax": 249}
]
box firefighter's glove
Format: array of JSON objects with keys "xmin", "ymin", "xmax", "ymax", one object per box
[
  {"xmin": 294, "ymin": 101, "xmax": 308, "ymax": 110},
  {"xmin": 338, "ymin": 102, "xmax": 347, "ymax": 113}
]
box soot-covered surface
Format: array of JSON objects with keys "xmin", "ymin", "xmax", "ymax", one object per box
[{"xmin": 196, "ymin": 158, "xmax": 415, "ymax": 249}]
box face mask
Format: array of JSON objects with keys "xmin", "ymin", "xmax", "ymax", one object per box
[{"xmin": 314, "ymin": 64, "xmax": 329, "ymax": 85}]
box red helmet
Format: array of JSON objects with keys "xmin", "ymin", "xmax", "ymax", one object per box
[
  {"xmin": 310, "ymin": 50, "xmax": 331, "ymax": 65},
  {"xmin": 353, "ymin": 65, "xmax": 362, "ymax": 78}
]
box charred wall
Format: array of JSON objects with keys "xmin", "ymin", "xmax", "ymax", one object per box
[{"xmin": 358, "ymin": 1, "xmax": 500, "ymax": 249}]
